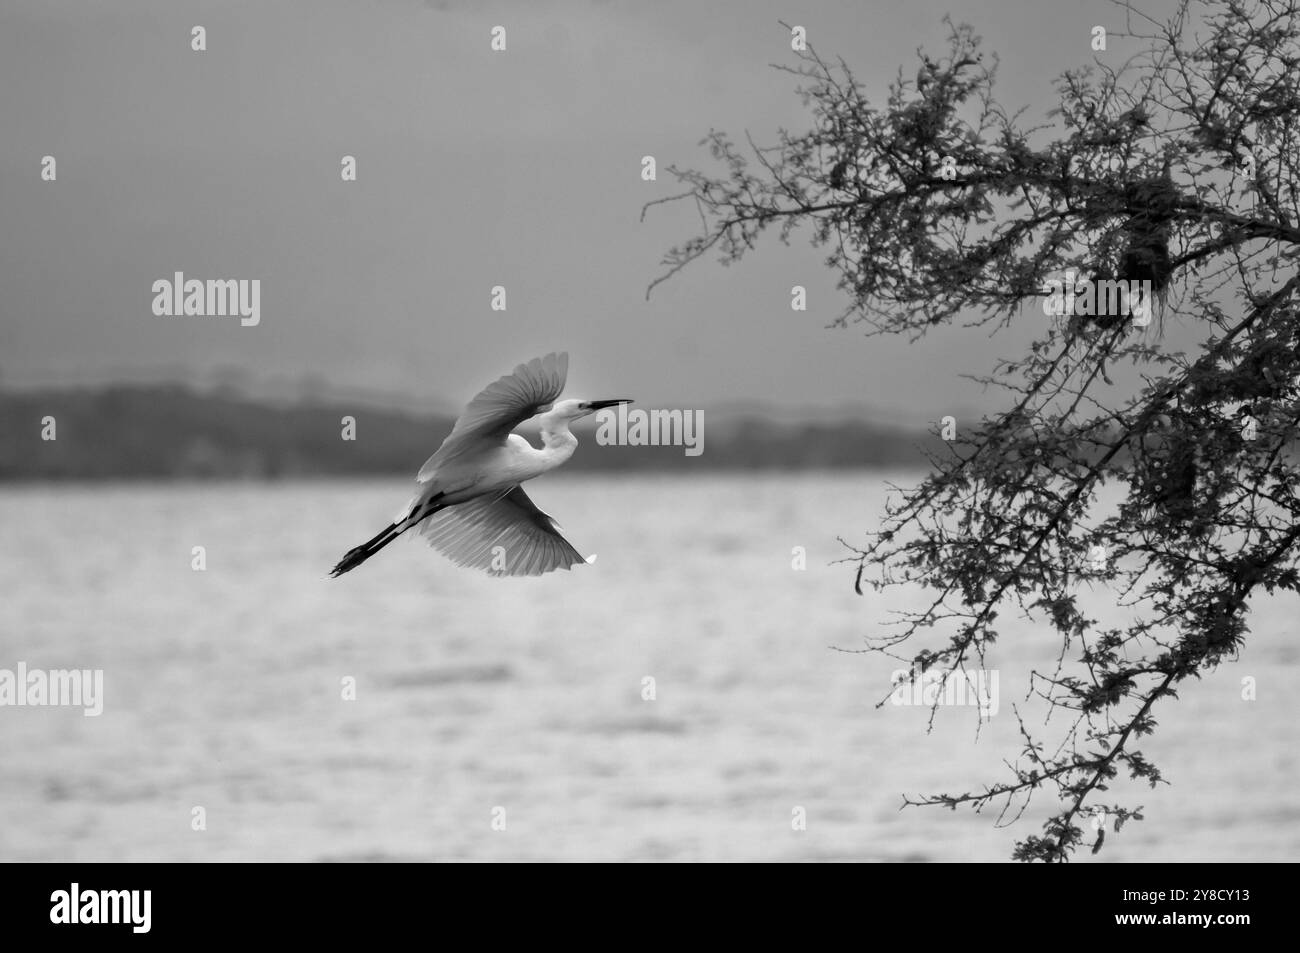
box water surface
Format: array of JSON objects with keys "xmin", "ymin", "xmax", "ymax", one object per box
[{"xmin": 1, "ymin": 473, "xmax": 1294, "ymax": 861}]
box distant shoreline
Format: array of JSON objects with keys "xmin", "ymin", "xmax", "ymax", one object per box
[{"xmin": 0, "ymin": 384, "xmax": 939, "ymax": 481}]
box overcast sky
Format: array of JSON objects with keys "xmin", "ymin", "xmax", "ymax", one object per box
[{"xmin": 1, "ymin": 0, "xmax": 1181, "ymax": 422}]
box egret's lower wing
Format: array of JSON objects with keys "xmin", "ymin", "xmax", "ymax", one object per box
[{"xmin": 417, "ymin": 486, "xmax": 586, "ymax": 576}]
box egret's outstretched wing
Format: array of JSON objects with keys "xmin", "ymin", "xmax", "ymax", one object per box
[
  {"xmin": 417, "ymin": 486, "xmax": 587, "ymax": 576},
  {"xmin": 418, "ymin": 352, "xmax": 568, "ymax": 480}
]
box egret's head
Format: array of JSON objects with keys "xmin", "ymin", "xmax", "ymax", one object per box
[{"xmin": 547, "ymin": 397, "xmax": 633, "ymax": 422}]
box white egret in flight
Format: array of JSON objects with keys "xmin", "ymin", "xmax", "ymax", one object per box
[{"xmin": 330, "ymin": 352, "xmax": 630, "ymax": 578}]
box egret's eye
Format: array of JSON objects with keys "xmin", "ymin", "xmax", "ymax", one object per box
[{"xmin": 580, "ymin": 402, "xmax": 591, "ymax": 410}]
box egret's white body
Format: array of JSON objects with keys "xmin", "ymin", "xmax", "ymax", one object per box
[{"xmin": 330, "ymin": 352, "xmax": 630, "ymax": 578}]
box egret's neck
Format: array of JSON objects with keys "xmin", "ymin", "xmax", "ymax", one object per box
[{"xmin": 537, "ymin": 414, "xmax": 579, "ymax": 467}]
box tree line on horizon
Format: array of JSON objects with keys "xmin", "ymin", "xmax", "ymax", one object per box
[{"xmin": 0, "ymin": 383, "xmax": 934, "ymax": 480}]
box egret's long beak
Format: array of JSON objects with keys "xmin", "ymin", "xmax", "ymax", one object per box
[{"xmin": 590, "ymin": 398, "xmax": 633, "ymax": 410}]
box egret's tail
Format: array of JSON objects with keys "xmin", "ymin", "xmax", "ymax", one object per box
[{"xmin": 329, "ymin": 495, "xmax": 447, "ymax": 577}]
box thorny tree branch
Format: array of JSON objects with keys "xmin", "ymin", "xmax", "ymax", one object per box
[{"xmin": 645, "ymin": 0, "xmax": 1300, "ymax": 860}]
